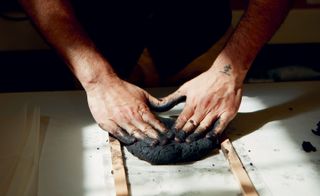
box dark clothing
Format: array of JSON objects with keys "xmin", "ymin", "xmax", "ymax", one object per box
[{"xmin": 71, "ymin": 0, "xmax": 231, "ymax": 79}]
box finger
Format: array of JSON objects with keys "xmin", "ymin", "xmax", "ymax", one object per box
[
  {"xmin": 140, "ymin": 112, "xmax": 170, "ymax": 145},
  {"xmin": 131, "ymin": 116, "xmax": 164, "ymax": 145},
  {"xmin": 186, "ymin": 112, "xmax": 218, "ymax": 143},
  {"xmin": 118, "ymin": 121, "xmax": 146, "ymax": 140},
  {"xmin": 215, "ymin": 113, "xmax": 235, "ymax": 135},
  {"xmin": 148, "ymin": 90, "xmax": 186, "ymax": 112},
  {"xmin": 174, "ymin": 105, "xmax": 194, "ymax": 130},
  {"xmin": 117, "ymin": 112, "xmax": 161, "ymax": 146},
  {"xmin": 182, "ymin": 119, "xmax": 199, "ymax": 133},
  {"xmin": 206, "ymin": 112, "xmax": 232, "ymax": 140},
  {"xmin": 181, "ymin": 107, "xmax": 207, "ymax": 133},
  {"xmin": 145, "ymin": 93, "xmax": 162, "ymax": 109},
  {"xmin": 140, "ymin": 110, "xmax": 167, "ymax": 134},
  {"xmin": 174, "ymin": 105, "xmax": 194, "ymax": 142},
  {"xmin": 98, "ymin": 121, "xmax": 136, "ymax": 145},
  {"xmin": 175, "ymin": 118, "xmax": 199, "ymax": 142},
  {"xmin": 213, "ymin": 112, "xmax": 234, "ymax": 135},
  {"xmin": 205, "ymin": 118, "xmax": 221, "ymax": 139}
]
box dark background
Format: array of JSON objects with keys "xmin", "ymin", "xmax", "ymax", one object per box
[{"xmin": 0, "ymin": 0, "xmax": 319, "ymax": 92}]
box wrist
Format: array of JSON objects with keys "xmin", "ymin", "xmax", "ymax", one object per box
[
  {"xmin": 67, "ymin": 51, "xmax": 120, "ymax": 91},
  {"xmin": 209, "ymin": 53, "xmax": 249, "ymax": 85},
  {"xmin": 81, "ymin": 70, "xmax": 120, "ymax": 93},
  {"xmin": 76, "ymin": 61, "xmax": 119, "ymax": 92}
]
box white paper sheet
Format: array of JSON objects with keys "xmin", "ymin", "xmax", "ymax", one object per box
[{"xmin": 0, "ymin": 104, "xmax": 46, "ymax": 196}]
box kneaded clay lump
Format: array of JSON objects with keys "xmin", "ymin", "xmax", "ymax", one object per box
[{"xmin": 125, "ymin": 117, "xmax": 219, "ymax": 165}]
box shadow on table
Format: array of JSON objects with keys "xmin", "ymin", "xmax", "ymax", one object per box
[{"xmin": 226, "ymin": 89, "xmax": 320, "ymax": 141}]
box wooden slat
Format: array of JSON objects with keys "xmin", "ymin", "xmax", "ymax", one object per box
[
  {"xmin": 221, "ymin": 139, "xmax": 259, "ymax": 196},
  {"xmin": 109, "ymin": 136, "xmax": 129, "ymax": 196}
]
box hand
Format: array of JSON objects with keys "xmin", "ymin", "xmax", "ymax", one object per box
[
  {"xmin": 160, "ymin": 63, "xmax": 244, "ymax": 143},
  {"xmin": 86, "ymin": 77, "xmax": 168, "ymax": 145}
]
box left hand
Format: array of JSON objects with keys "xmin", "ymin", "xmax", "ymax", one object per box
[{"xmin": 160, "ymin": 62, "xmax": 244, "ymax": 143}]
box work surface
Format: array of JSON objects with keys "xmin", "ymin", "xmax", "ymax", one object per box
[{"xmin": 0, "ymin": 81, "xmax": 319, "ymax": 196}]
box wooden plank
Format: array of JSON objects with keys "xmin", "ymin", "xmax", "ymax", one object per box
[
  {"xmin": 109, "ymin": 136, "xmax": 129, "ymax": 196},
  {"xmin": 221, "ymin": 139, "xmax": 259, "ymax": 196}
]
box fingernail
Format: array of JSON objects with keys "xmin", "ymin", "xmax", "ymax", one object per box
[{"xmin": 174, "ymin": 131, "xmax": 187, "ymax": 143}]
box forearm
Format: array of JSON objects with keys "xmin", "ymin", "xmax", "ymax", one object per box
[
  {"xmin": 211, "ymin": 0, "xmax": 291, "ymax": 81},
  {"xmin": 19, "ymin": 0, "xmax": 117, "ymax": 90}
]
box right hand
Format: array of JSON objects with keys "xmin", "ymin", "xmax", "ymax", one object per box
[{"xmin": 86, "ymin": 77, "xmax": 168, "ymax": 145}]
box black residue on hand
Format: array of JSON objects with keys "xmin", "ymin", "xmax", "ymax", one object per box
[{"xmin": 302, "ymin": 141, "xmax": 317, "ymax": 152}]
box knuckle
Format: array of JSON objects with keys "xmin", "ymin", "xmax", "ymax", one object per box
[
  {"xmin": 131, "ymin": 127, "xmax": 140, "ymax": 133},
  {"xmin": 131, "ymin": 129, "xmax": 140, "ymax": 136},
  {"xmin": 139, "ymin": 109, "xmax": 150, "ymax": 117},
  {"xmin": 152, "ymin": 118, "xmax": 162, "ymax": 125},
  {"xmin": 200, "ymin": 123, "xmax": 210, "ymax": 130},
  {"xmin": 141, "ymin": 125, "xmax": 153, "ymax": 132},
  {"xmin": 129, "ymin": 109, "xmax": 137, "ymax": 117},
  {"xmin": 133, "ymin": 131, "xmax": 144, "ymax": 139},
  {"xmin": 138, "ymin": 104, "xmax": 148, "ymax": 111},
  {"xmin": 158, "ymin": 122, "xmax": 166, "ymax": 129},
  {"xmin": 179, "ymin": 115, "xmax": 188, "ymax": 123}
]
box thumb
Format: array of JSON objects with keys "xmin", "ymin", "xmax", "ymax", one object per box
[{"xmin": 147, "ymin": 89, "xmax": 186, "ymax": 112}]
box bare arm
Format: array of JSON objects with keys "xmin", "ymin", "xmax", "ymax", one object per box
[
  {"xmin": 213, "ymin": 0, "xmax": 291, "ymax": 81},
  {"xmin": 20, "ymin": 0, "xmax": 168, "ymax": 145},
  {"xmin": 162, "ymin": 0, "xmax": 291, "ymax": 142},
  {"xmin": 19, "ymin": 0, "xmax": 115, "ymax": 89}
]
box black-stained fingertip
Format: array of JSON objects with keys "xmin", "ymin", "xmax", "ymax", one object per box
[
  {"xmin": 111, "ymin": 134, "xmax": 137, "ymax": 145},
  {"xmin": 186, "ymin": 132, "xmax": 202, "ymax": 143},
  {"xmin": 125, "ymin": 136, "xmax": 137, "ymax": 145},
  {"xmin": 205, "ymin": 131, "xmax": 220, "ymax": 146},
  {"xmin": 174, "ymin": 131, "xmax": 187, "ymax": 143}
]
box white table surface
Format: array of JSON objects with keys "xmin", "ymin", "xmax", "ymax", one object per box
[{"xmin": 0, "ymin": 81, "xmax": 319, "ymax": 196}]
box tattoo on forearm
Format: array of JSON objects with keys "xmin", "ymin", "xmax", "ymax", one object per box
[{"xmin": 220, "ymin": 64, "xmax": 232, "ymax": 76}]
